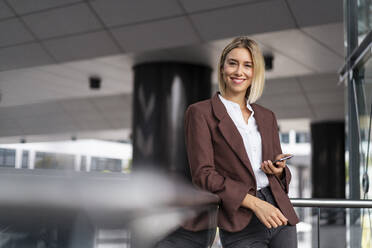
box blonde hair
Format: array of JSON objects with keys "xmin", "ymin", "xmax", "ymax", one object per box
[{"xmin": 218, "ymin": 36, "xmax": 265, "ymax": 103}]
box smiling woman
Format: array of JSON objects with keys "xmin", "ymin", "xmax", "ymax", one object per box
[
  {"xmin": 218, "ymin": 37, "xmax": 265, "ymax": 105},
  {"xmin": 156, "ymin": 37, "xmax": 299, "ymax": 248},
  {"xmin": 222, "ymin": 47, "xmax": 253, "ymax": 98}
]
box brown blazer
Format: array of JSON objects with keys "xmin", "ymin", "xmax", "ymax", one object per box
[{"xmin": 183, "ymin": 93, "xmax": 299, "ymax": 232}]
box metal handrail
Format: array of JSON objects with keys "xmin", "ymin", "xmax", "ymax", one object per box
[
  {"xmin": 291, "ymin": 198, "xmax": 372, "ymax": 208},
  {"xmin": 339, "ymin": 29, "xmax": 372, "ymax": 81}
]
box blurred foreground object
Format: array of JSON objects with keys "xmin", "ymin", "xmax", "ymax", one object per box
[{"xmin": 0, "ymin": 168, "xmax": 218, "ymax": 248}]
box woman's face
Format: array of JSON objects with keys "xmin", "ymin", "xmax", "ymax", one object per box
[{"xmin": 222, "ymin": 47, "xmax": 253, "ymax": 97}]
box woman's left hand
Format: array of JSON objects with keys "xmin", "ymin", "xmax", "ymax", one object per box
[{"xmin": 261, "ymin": 154, "xmax": 291, "ymax": 178}]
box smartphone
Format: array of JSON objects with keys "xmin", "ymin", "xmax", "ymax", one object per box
[{"xmin": 273, "ymin": 155, "xmax": 293, "ymax": 167}]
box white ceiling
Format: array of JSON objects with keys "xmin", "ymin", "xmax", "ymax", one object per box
[{"xmin": 0, "ymin": 0, "xmax": 345, "ymax": 142}]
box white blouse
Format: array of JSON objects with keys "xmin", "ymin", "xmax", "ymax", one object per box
[{"xmin": 219, "ymin": 94, "xmax": 269, "ymax": 190}]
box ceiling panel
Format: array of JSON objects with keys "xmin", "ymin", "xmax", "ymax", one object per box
[
  {"xmin": 0, "ymin": 127, "xmax": 22, "ymax": 137},
  {"xmin": 62, "ymin": 59, "xmax": 131, "ymax": 82},
  {"xmin": 263, "ymin": 77, "xmax": 301, "ymax": 96},
  {"xmin": 26, "ymin": 102, "xmax": 65, "ymax": 117},
  {"xmin": 0, "ymin": 94, "xmax": 133, "ymax": 138},
  {"xmin": 109, "ymin": 117, "xmax": 130, "ymax": 129},
  {"xmin": 7, "ymin": 0, "xmax": 82, "ymax": 15},
  {"xmin": 111, "ymin": 17, "xmax": 200, "ymax": 52},
  {"xmin": 179, "ymin": 0, "xmax": 257, "ymax": 13},
  {"xmin": 190, "ymin": 0, "xmax": 295, "ymax": 41},
  {"xmin": 252, "ymin": 29, "xmax": 344, "ymax": 73},
  {"xmin": 0, "ymin": 0, "xmax": 15, "ymax": 19},
  {"xmin": 298, "ymin": 73, "xmax": 341, "ymax": 92},
  {"xmin": 302, "ymin": 22, "xmax": 344, "ymax": 57},
  {"xmin": 37, "ymin": 64, "xmax": 88, "ymax": 83},
  {"xmin": 286, "ymin": 0, "xmax": 343, "ymax": 27},
  {"xmin": 306, "ymin": 90, "xmax": 344, "ymax": 105},
  {"xmin": 264, "ymin": 52, "xmax": 313, "ymax": 79},
  {"xmin": 92, "ymin": 94, "xmax": 128, "ymax": 111},
  {"xmin": 7, "ymin": 67, "xmax": 84, "ymax": 93},
  {"xmin": 1, "ymin": 69, "xmax": 131, "ymax": 107},
  {"xmin": 1, "ymin": 79, "xmax": 78, "ymax": 107},
  {"xmin": 62, "ymin": 99, "xmax": 97, "ymax": 114},
  {"xmin": 314, "ymin": 104, "xmax": 344, "ymax": 121},
  {"xmin": 0, "ymin": 43, "xmax": 53, "ymax": 71},
  {"xmin": 0, "ymin": 119, "xmax": 20, "ymax": 130},
  {"xmin": 20, "ymin": 114, "xmax": 76, "ymax": 134},
  {"xmin": 102, "ymin": 109, "xmax": 129, "ymax": 120},
  {"xmin": 0, "ymin": 18, "xmax": 34, "ymax": 47},
  {"xmin": 94, "ymin": 54, "xmax": 133, "ymax": 70},
  {"xmin": 22, "ymin": 3, "xmax": 102, "ymax": 39},
  {"xmin": 90, "ymin": 0, "xmax": 184, "ymax": 27},
  {"xmin": 72, "ymin": 113, "xmax": 110, "ymax": 130},
  {"xmin": 101, "ymin": 111, "xmax": 130, "ymax": 128},
  {"xmin": 1, "ymin": 103, "xmax": 55, "ymax": 119},
  {"xmin": 43, "ymin": 31, "xmax": 120, "ymax": 62}
]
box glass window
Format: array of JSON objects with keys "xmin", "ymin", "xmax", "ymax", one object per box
[
  {"xmin": 91, "ymin": 157, "xmax": 122, "ymax": 173},
  {"xmin": 80, "ymin": 156, "xmax": 87, "ymax": 171},
  {"xmin": 34, "ymin": 152, "xmax": 74, "ymax": 170},
  {"xmin": 22, "ymin": 150, "xmax": 29, "ymax": 169},
  {"xmin": 357, "ymin": 0, "xmax": 372, "ymax": 44},
  {"xmin": 296, "ymin": 132, "xmax": 310, "ymax": 143},
  {"xmin": 0, "ymin": 148, "xmax": 16, "ymax": 168},
  {"xmin": 0, "ymin": 149, "xmax": 4, "ymax": 165},
  {"xmin": 280, "ymin": 133, "xmax": 290, "ymax": 144}
]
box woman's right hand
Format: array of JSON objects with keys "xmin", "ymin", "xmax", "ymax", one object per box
[{"xmin": 242, "ymin": 194, "xmax": 288, "ymax": 228}]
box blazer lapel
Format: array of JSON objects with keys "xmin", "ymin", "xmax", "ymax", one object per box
[{"xmin": 211, "ymin": 93, "xmax": 256, "ymax": 179}]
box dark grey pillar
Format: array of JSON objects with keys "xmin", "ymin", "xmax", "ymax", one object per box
[
  {"xmin": 311, "ymin": 121, "xmax": 346, "ymax": 248},
  {"xmin": 132, "ymin": 62, "xmax": 211, "ymax": 179},
  {"xmin": 311, "ymin": 121, "xmax": 345, "ymax": 199}
]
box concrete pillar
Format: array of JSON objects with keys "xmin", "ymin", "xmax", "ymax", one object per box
[
  {"xmin": 28, "ymin": 150, "xmax": 35, "ymax": 169},
  {"xmin": 311, "ymin": 121, "xmax": 346, "ymax": 247},
  {"xmin": 132, "ymin": 62, "xmax": 211, "ymax": 179},
  {"xmin": 15, "ymin": 148, "xmax": 22, "ymax": 169}
]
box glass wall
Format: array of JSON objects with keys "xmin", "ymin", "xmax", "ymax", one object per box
[
  {"xmin": 357, "ymin": 0, "xmax": 372, "ymax": 44},
  {"xmin": 353, "ymin": 57, "xmax": 372, "ymax": 201},
  {"xmin": 344, "ymin": 0, "xmax": 372, "ymax": 246},
  {"xmin": 0, "ymin": 141, "xmax": 132, "ymax": 172}
]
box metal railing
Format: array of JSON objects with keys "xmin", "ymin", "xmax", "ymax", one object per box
[
  {"xmin": 0, "ymin": 168, "xmax": 219, "ymax": 248},
  {"xmin": 291, "ymin": 198, "xmax": 372, "ymax": 248},
  {"xmin": 1, "ymin": 168, "xmax": 372, "ymax": 248},
  {"xmin": 291, "ymin": 198, "xmax": 372, "ymax": 208}
]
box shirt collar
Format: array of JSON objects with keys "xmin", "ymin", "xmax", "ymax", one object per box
[{"xmin": 218, "ymin": 93, "xmax": 255, "ymax": 116}]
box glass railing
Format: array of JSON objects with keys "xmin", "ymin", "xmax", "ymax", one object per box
[
  {"xmin": 0, "ymin": 168, "xmax": 219, "ymax": 248},
  {"xmin": 292, "ymin": 199, "xmax": 372, "ymax": 248},
  {"xmin": 2, "ymin": 167, "xmax": 372, "ymax": 248}
]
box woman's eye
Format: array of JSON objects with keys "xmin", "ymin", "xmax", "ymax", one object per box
[
  {"xmin": 229, "ymin": 62, "xmax": 236, "ymax": 65},
  {"xmin": 245, "ymin": 64, "xmax": 252, "ymax": 67}
]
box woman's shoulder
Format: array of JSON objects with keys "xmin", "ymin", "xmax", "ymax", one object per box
[{"xmin": 186, "ymin": 98, "xmax": 213, "ymax": 116}]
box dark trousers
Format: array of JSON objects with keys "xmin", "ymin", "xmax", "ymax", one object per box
[
  {"xmin": 220, "ymin": 187, "xmax": 297, "ymax": 248},
  {"xmin": 155, "ymin": 227, "xmax": 216, "ymax": 248},
  {"xmin": 155, "ymin": 187, "xmax": 297, "ymax": 248}
]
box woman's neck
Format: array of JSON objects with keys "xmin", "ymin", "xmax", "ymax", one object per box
[{"xmin": 221, "ymin": 92, "xmax": 247, "ymax": 109}]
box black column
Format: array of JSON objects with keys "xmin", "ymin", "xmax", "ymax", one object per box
[
  {"xmin": 132, "ymin": 62, "xmax": 211, "ymax": 179},
  {"xmin": 311, "ymin": 121, "xmax": 345, "ymax": 199},
  {"xmin": 311, "ymin": 121, "xmax": 346, "ymax": 247}
]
